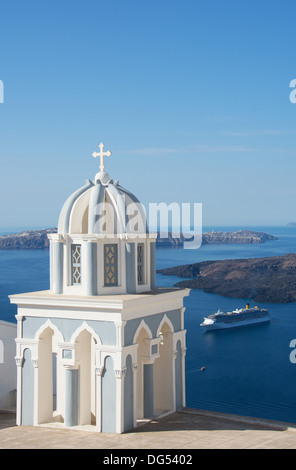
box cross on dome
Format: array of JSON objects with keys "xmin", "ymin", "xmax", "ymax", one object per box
[{"xmin": 92, "ymin": 142, "xmax": 112, "ymax": 173}]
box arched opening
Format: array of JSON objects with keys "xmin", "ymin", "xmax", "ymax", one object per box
[
  {"xmin": 134, "ymin": 325, "xmax": 152, "ymax": 420},
  {"xmin": 37, "ymin": 323, "xmax": 64, "ymax": 424},
  {"xmin": 154, "ymin": 321, "xmax": 174, "ymax": 416},
  {"xmin": 74, "ymin": 329, "xmax": 95, "ymax": 426},
  {"xmin": 71, "ymin": 324, "xmax": 100, "ymax": 426},
  {"xmin": 38, "ymin": 326, "xmax": 55, "ymax": 424}
]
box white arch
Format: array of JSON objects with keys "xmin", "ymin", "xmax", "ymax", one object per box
[
  {"xmin": 156, "ymin": 314, "xmax": 174, "ymax": 338},
  {"xmin": 132, "ymin": 319, "xmax": 152, "ymax": 345},
  {"xmin": 34, "ymin": 319, "xmax": 64, "ymax": 343},
  {"xmin": 70, "ymin": 321, "xmax": 102, "ymax": 345}
]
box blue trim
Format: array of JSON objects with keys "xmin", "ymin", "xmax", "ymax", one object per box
[
  {"xmin": 65, "ymin": 368, "xmax": 79, "ymax": 427},
  {"xmin": 143, "ymin": 363, "xmax": 154, "ymax": 418}
]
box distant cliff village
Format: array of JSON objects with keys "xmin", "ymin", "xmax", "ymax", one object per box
[{"xmin": 0, "ymin": 228, "xmax": 278, "ymax": 250}]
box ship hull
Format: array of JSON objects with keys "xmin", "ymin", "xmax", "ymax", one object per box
[{"xmin": 201, "ymin": 315, "xmax": 270, "ymax": 331}]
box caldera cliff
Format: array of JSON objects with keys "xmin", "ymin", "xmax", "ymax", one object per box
[{"xmin": 157, "ymin": 254, "xmax": 296, "ymax": 304}]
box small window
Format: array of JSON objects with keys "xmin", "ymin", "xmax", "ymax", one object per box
[
  {"xmin": 151, "ymin": 344, "xmax": 158, "ymax": 355},
  {"xmin": 137, "ymin": 243, "xmax": 144, "ymax": 285},
  {"xmin": 104, "ymin": 244, "xmax": 118, "ymax": 286},
  {"xmin": 71, "ymin": 244, "xmax": 82, "ymax": 285}
]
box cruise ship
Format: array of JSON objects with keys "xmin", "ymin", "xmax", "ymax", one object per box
[{"xmin": 200, "ymin": 304, "xmax": 270, "ymax": 331}]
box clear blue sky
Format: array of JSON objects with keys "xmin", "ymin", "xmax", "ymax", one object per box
[{"xmin": 1, "ymin": 0, "xmax": 296, "ymax": 230}]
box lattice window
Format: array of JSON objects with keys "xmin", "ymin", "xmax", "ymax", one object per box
[
  {"xmin": 137, "ymin": 243, "xmax": 144, "ymax": 285},
  {"xmin": 104, "ymin": 244, "xmax": 118, "ymax": 286},
  {"xmin": 71, "ymin": 244, "xmax": 82, "ymax": 285}
]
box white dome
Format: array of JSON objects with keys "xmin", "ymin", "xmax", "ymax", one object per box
[
  {"xmin": 58, "ymin": 171, "xmax": 147, "ymax": 236},
  {"xmin": 49, "ymin": 143, "xmax": 156, "ymax": 297}
]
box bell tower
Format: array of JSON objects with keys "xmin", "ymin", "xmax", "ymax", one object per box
[{"xmin": 10, "ymin": 142, "xmax": 190, "ymax": 433}]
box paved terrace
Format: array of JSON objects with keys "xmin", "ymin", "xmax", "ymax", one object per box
[{"xmin": 1, "ymin": 408, "xmax": 296, "ymax": 449}]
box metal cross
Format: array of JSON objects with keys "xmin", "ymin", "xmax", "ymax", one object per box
[{"xmin": 92, "ymin": 142, "xmax": 112, "ymax": 172}]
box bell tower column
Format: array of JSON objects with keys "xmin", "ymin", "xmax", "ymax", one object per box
[
  {"xmin": 53, "ymin": 239, "xmax": 64, "ymax": 294},
  {"xmin": 125, "ymin": 242, "xmax": 136, "ymax": 294},
  {"xmin": 85, "ymin": 241, "xmax": 97, "ymax": 296}
]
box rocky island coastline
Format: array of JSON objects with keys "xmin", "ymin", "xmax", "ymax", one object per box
[
  {"xmin": 157, "ymin": 229, "xmax": 277, "ymax": 247},
  {"xmin": 0, "ymin": 228, "xmax": 56, "ymax": 249},
  {"xmin": 157, "ymin": 254, "xmax": 296, "ymax": 304},
  {"xmin": 0, "ymin": 228, "xmax": 278, "ymax": 249}
]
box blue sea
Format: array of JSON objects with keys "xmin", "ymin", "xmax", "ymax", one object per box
[{"xmin": 1, "ymin": 225, "xmax": 296, "ymax": 424}]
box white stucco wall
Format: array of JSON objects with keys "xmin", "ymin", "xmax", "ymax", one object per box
[{"xmin": 0, "ymin": 320, "xmax": 17, "ymax": 411}]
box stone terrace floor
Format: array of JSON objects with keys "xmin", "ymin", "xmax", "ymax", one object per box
[{"xmin": 1, "ymin": 408, "xmax": 296, "ymax": 449}]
